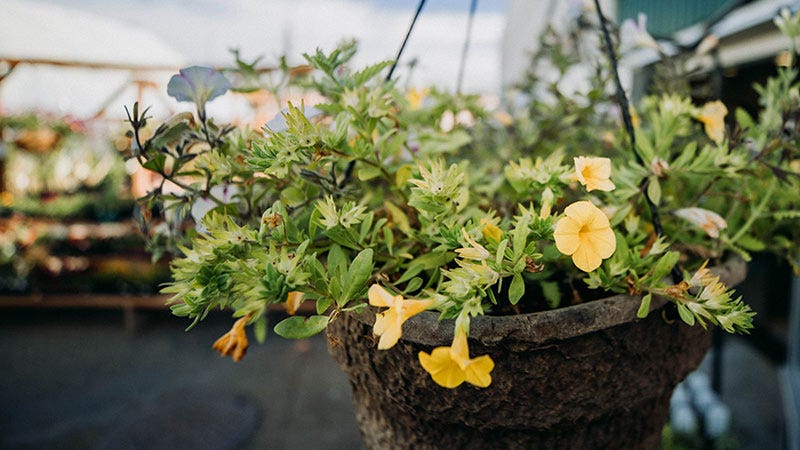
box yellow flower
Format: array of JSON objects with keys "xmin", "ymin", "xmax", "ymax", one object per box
[
  {"xmin": 455, "ymin": 228, "xmax": 491, "ymax": 261},
  {"xmin": 285, "ymin": 291, "xmax": 305, "ymax": 315},
  {"xmin": 696, "ymin": 100, "xmax": 728, "ymax": 144},
  {"xmin": 553, "ymin": 201, "xmax": 616, "ymax": 272},
  {"xmin": 418, "ymin": 328, "xmax": 494, "ymax": 388},
  {"xmin": 212, "ymin": 315, "xmax": 251, "ymax": 362},
  {"xmin": 407, "ymin": 87, "xmax": 428, "ymax": 110},
  {"xmin": 674, "ymin": 207, "xmax": 727, "ymax": 238},
  {"xmin": 480, "ymin": 218, "xmax": 503, "ymax": 243},
  {"xmin": 369, "ymin": 284, "xmax": 433, "ymax": 350},
  {"xmin": 574, "ymin": 156, "xmax": 616, "ymax": 192}
]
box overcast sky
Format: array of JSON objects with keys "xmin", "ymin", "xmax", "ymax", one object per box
[{"xmin": 32, "ymin": 0, "xmax": 509, "ymax": 93}]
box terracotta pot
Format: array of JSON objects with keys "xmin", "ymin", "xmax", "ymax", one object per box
[{"xmin": 327, "ymin": 258, "xmax": 746, "ymax": 450}]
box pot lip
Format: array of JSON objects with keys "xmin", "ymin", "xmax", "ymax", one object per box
[{"xmin": 352, "ymin": 256, "xmax": 747, "ymax": 347}]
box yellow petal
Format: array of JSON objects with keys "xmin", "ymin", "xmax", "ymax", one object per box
[
  {"xmin": 399, "ymin": 299, "xmax": 434, "ymax": 320},
  {"xmin": 368, "ymin": 284, "xmax": 396, "ymax": 307},
  {"xmin": 374, "ymin": 308, "xmax": 402, "ymax": 349},
  {"xmin": 553, "ymin": 216, "xmax": 581, "ymax": 255},
  {"xmin": 582, "ymin": 227, "xmax": 616, "ymax": 259},
  {"xmin": 419, "ymin": 348, "xmax": 466, "ymax": 388},
  {"xmin": 464, "ymin": 355, "xmax": 494, "ymax": 388},
  {"xmin": 480, "ymin": 219, "xmax": 503, "ymax": 242},
  {"xmin": 571, "ymin": 243, "xmax": 603, "ymax": 272}
]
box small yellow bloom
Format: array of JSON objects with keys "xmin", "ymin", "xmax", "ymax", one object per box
[
  {"xmin": 553, "ymin": 201, "xmax": 616, "ymax": 272},
  {"xmin": 480, "ymin": 218, "xmax": 503, "ymax": 243},
  {"xmin": 369, "ymin": 284, "xmax": 433, "ymax": 350},
  {"xmin": 574, "ymin": 156, "xmax": 616, "ymax": 192},
  {"xmin": 455, "ymin": 228, "xmax": 491, "ymax": 261},
  {"xmin": 212, "ymin": 315, "xmax": 251, "ymax": 362},
  {"xmin": 674, "ymin": 207, "xmax": 727, "ymax": 238},
  {"xmin": 285, "ymin": 291, "xmax": 305, "ymax": 315},
  {"xmin": 407, "ymin": 87, "xmax": 429, "ymax": 110},
  {"xmin": 696, "ymin": 100, "xmax": 728, "ymax": 144},
  {"xmin": 0, "ymin": 191, "xmax": 13, "ymax": 207},
  {"xmin": 418, "ymin": 328, "xmax": 494, "ymax": 388},
  {"xmin": 540, "ymin": 187, "xmax": 554, "ymax": 218}
]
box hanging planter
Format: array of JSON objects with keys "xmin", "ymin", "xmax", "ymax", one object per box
[{"xmin": 327, "ymin": 258, "xmax": 746, "ymax": 449}]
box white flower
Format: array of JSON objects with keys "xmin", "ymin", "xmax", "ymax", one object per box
[{"xmin": 674, "ymin": 207, "xmax": 727, "ymax": 238}]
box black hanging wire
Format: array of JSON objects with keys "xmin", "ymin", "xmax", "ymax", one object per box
[
  {"xmin": 456, "ymin": 0, "xmax": 479, "ymax": 94},
  {"xmin": 592, "ymin": 0, "xmax": 683, "ymax": 283},
  {"xmin": 386, "ymin": 0, "xmax": 428, "ymax": 82}
]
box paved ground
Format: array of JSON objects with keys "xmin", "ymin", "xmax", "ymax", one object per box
[{"xmin": 0, "ymin": 308, "xmax": 786, "ymax": 449}]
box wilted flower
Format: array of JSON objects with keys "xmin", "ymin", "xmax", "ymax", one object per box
[
  {"xmin": 418, "ymin": 327, "xmax": 494, "ymax": 388},
  {"xmin": 674, "ymin": 207, "xmax": 728, "ymax": 238},
  {"xmin": 212, "ymin": 315, "xmax": 251, "ymax": 362},
  {"xmin": 285, "ymin": 291, "xmax": 305, "ymax": 315},
  {"xmin": 456, "ymin": 228, "xmax": 491, "ymax": 261},
  {"xmin": 167, "ymin": 66, "xmax": 231, "ymax": 111},
  {"xmin": 369, "ymin": 284, "xmax": 434, "ymax": 350},
  {"xmin": 694, "ymin": 101, "xmax": 728, "ymax": 144},
  {"xmin": 554, "ymin": 201, "xmax": 616, "ymax": 272},
  {"xmin": 619, "ymin": 13, "xmax": 660, "ymax": 53},
  {"xmin": 574, "ymin": 156, "xmax": 616, "ymax": 192}
]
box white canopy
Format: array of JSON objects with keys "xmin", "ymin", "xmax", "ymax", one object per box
[{"xmin": 0, "ymin": 0, "xmax": 186, "ymax": 118}]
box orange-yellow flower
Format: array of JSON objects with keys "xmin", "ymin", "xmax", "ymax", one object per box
[
  {"xmin": 574, "ymin": 156, "xmax": 616, "ymax": 192},
  {"xmin": 285, "ymin": 291, "xmax": 305, "ymax": 315},
  {"xmin": 212, "ymin": 315, "xmax": 251, "ymax": 362},
  {"xmin": 369, "ymin": 284, "xmax": 433, "ymax": 350},
  {"xmin": 418, "ymin": 328, "xmax": 494, "ymax": 388},
  {"xmin": 553, "ymin": 201, "xmax": 616, "ymax": 272},
  {"xmin": 696, "ymin": 101, "xmax": 728, "ymax": 144},
  {"xmin": 480, "ymin": 218, "xmax": 503, "ymax": 243}
]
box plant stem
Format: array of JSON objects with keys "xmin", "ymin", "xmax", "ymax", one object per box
[
  {"xmin": 729, "ymin": 177, "xmax": 777, "ymax": 245},
  {"xmin": 593, "ymin": 0, "xmax": 682, "ymax": 281}
]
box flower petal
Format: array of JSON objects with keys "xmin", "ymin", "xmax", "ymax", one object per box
[
  {"xmin": 571, "ymin": 242, "xmax": 603, "ymax": 272},
  {"xmin": 368, "ymin": 284, "xmax": 396, "ymax": 307},
  {"xmin": 582, "ymin": 227, "xmax": 616, "ymax": 259},
  {"xmin": 464, "ymin": 355, "xmax": 494, "ymax": 388},
  {"xmin": 419, "ymin": 348, "xmax": 465, "ymax": 388},
  {"xmin": 553, "ymin": 216, "xmax": 581, "ymax": 255}
]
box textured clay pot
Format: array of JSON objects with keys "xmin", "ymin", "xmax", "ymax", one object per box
[{"xmin": 326, "ymin": 258, "xmax": 746, "ymax": 450}]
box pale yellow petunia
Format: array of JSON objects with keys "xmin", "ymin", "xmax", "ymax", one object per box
[
  {"xmin": 418, "ymin": 328, "xmax": 494, "ymax": 388},
  {"xmin": 369, "ymin": 284, "xmax": 433, "ymax": 350},
  {"xmin": 553, "ymin": 201, "xmax": 616, "ymax": 272},
  {"xmin": 696, "ymin": 101, "xmax": 728, "ymax": 144},
  {"xmin": 574, "ymin": 156, "xmax": 616, "ymax": 192}
]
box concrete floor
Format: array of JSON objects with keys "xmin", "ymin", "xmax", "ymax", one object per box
[{"xmin": 0, "ymin": 308, "xmax": 786, "ymax": 450}]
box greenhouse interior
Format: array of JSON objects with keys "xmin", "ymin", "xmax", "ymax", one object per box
[{"xmin": 2, "ymin": 0, "xmax": 799, "ymax": 449}]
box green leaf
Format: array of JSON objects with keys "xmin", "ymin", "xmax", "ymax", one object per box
[
  {"xmin": 509, "ymin": 273, "xmax": 525, "ymax": 305},
  {"xmin": 651, "ymin": 251, "xmax": 680, "ymax": 282},
  {"xmin": 541, "ymin": 281, "xmax": 561, "ymax": 309},
  {"xmin": 273, "ymin": 315, "xmax": 329, "ymax": 339},
  {"xmin": 357, "ymin": 164, "xmax": 383, "ymax": 181},
  {"xmin": 254, "ymin": 315, "xmax": 268, "ymax": 343},
  {"xmin": 676, "ymin": 303, "xmax": 696, "ymax": 326},
  {"xmin": 342, "ymin": 248, "xmax": 374, "ymax": 304},
  {"xmin": 316, "ymin": 297, "xmax": 333, "ymax": 315},
  {"xmin": 736, "ymin": 235, "xmax": 766, "ymax": 252},
  {"xmin": 397, "ymin": 251, "xmax": 455, "ymax": 284},
  {"xmin": 142, "ymin": 153, "xmax": 167, "ymax": 173},
  {"xmin": 280, "ymin": 186, "xmax": 306, "ymax": 207},
  {"xmin": 637, "ymin": 293, "xmax": 652, "ymax": 319},
  {"xmin": 327, "ymin": 244, "xmax": 347, "ymax": 278},
  {"xmin": 646, "ymin": 176, "xmax": 661, "ymax": 206}
]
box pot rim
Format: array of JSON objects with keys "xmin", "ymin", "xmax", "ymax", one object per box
[{"xmin": 352, "ymin": 256, "xmax": 747, "ymax": 347}]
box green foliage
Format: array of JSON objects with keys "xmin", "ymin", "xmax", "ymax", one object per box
[{"xmin": 130, "ymin": 12, "xmax": 800, "ymax": 355}]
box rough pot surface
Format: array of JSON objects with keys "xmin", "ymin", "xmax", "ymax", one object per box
[{"xmin": 326, "ymin": 258, "xmax": 747, "ymax": 450}]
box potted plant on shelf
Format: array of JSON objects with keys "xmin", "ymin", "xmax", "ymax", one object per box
[{"xmin": 126, "ymin": 7, "xmax": 800, "ymax": 449}]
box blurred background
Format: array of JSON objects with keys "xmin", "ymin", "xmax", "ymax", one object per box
[{"xmin": 0, "ymin": 0, "xmax": 798, "ymax": 449}]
